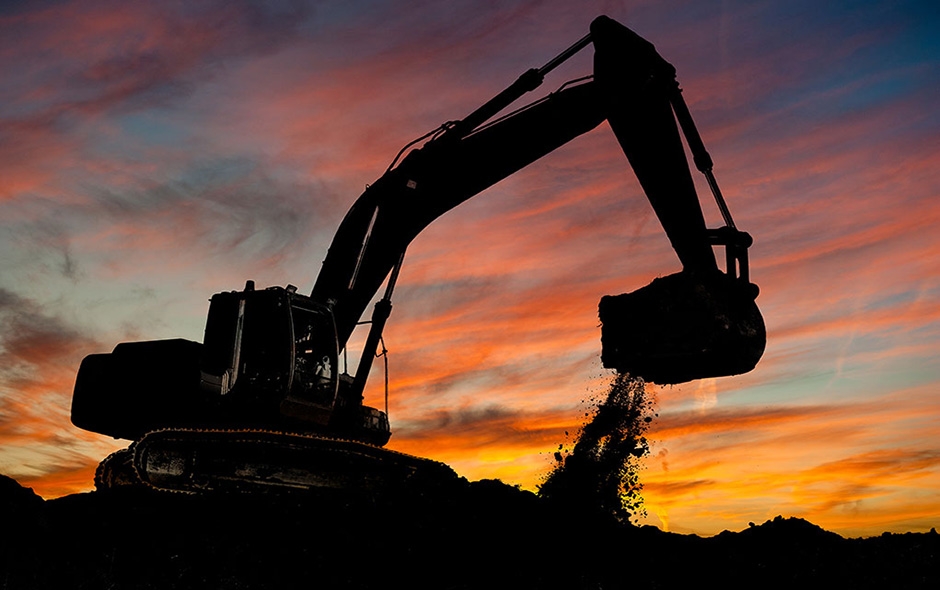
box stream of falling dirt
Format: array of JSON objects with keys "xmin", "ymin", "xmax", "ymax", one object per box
[{"xmin": 538, "ymin": 373, "xmax": 655, "ymax": 523}]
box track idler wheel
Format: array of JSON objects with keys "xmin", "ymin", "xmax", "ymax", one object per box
[{"xmin": 94, "ymin": 447, "xmax": 144, "ymax": 491}]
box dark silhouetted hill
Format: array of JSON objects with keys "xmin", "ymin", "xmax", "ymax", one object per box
[{"xmin": 2, "ymin": 474, "xmax": 938, "ymax": 589}]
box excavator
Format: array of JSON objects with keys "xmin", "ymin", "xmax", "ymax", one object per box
[{"xmin": 71, "ymin": 16, "xmax": 765, "ymax": 494}]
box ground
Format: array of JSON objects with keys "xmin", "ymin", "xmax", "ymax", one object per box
[{"xmin": 2, "ymin": 473, "xmax": 938, "ymax": 589}]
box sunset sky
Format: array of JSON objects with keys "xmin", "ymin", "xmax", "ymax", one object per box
[{"xmin": 1, "ymin": 0, "xmax": 938, "ymax": 537}]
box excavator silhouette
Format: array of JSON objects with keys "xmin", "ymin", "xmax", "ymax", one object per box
[{"xmin": 71, "ymin": 16, "xmax": 765, "ymax": 494}]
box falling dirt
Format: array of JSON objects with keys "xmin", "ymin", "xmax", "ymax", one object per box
[{"xmin": 538, "ymin": 372, "xmax": 655, "ymax": 522}]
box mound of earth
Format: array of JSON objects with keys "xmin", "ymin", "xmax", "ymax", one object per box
[{"xmin": 2, "ymin": 473, "xmax": 938, "ymax": 588}]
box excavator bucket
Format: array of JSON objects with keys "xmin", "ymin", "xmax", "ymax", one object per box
[{"xmin": 599, "ymin": 271, "xmax": 765, "ymax": 384}]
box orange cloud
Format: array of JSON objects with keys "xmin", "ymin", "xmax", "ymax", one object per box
[{"xmin": 634, "ymin": 382, "xmax": 940, "ymax": 536}]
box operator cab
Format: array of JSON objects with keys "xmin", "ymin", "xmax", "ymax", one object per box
[
  {"xmin": 201, "ymin": 281, "xmax": 340, "ymax": 425},
  {"xmin": 200, "ymin": 281, "xmax": 389, "ymax": 444}
]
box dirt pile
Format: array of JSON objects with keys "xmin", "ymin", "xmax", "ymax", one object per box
[{"xmin": 538, "ymin": 373, "xmax": 654, "ymax": 522}]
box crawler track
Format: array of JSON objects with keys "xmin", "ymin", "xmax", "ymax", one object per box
[{"xmin": 97, "ymin": 428, "xmax": 458, "ymax": 495}]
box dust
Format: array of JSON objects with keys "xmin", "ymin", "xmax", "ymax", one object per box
[{"xmin": 538, "ymin": 373, "xmax": 655, "ymax": 523}]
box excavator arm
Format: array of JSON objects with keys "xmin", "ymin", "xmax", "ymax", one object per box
[{"xmin": 314, "ymin": 15, "xmax": 762, "ymax": 388}]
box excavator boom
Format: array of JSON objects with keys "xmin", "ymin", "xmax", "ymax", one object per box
[
  {"xmin": 316, "ymin": 16, "xmax": 720, "ymax": 347},
  {"xmin": 315, "ymin": 15, "xmax": 763, "ymax": 385}
]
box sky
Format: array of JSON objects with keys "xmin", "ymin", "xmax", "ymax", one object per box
[{"xmin": 1, "ymin": 0, "xmax": 938, "ymax": 537}]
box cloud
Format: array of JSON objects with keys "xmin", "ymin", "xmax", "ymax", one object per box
[
  {"xmin": 0, "ymin": 0, "xmax": 312, "ymax": 201},
  {"xmin": 0, "ymin": 288, "xmax": 97, "ymax": 397},
  {"xmin": 13, "ymin": 461, "xmax": 99, "ymax": 499},
  {"xmin": 643, "ymin": 478, "xmax": 717, "ymax": 498},
  {"xmin": 0, "ymin": 287, "xmax": 132, "ymax": 497},
  {"xmin": 387, "ymin": 402, "xmax": 586, "ymax": 487},
  {"xmin": 84, "ymin": 157, "xmax": 337, "ymax": 260},
  {"xmin": 635, "ymin": 383, "xmax": 940, "ymax": 535},
  {"xmin": 4, "ymin": 0, "xmax": 311, "ymax": 112}
]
